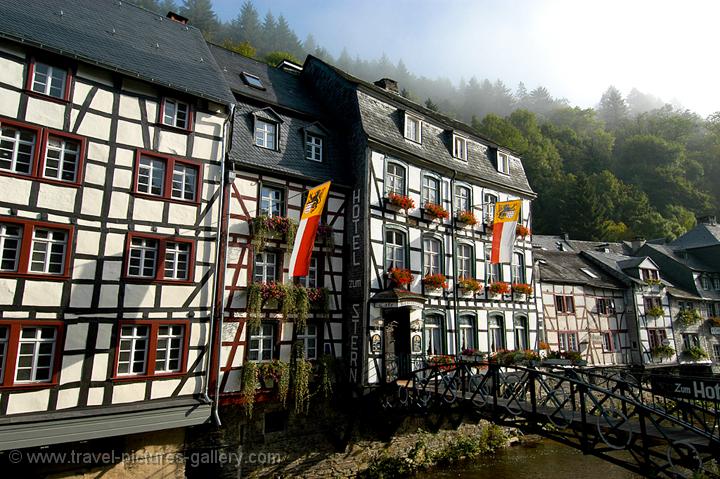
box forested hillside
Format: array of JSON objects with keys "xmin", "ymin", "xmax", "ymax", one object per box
[{"xmin": 134, "ymin": 0, "xmax": 720, "ymax": 241}]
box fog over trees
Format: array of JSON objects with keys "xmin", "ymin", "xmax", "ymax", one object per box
[{"xmin": 135, "ymin": 0, "xmax": 720, "ymax": 241}]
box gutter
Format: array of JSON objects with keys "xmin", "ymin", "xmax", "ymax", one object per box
[{"xmin": 449, "ymin": 170, "xmax": 461, "ymax": 357}]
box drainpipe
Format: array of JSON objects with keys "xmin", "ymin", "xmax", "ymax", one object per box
[
  {"xmin": 205, "ymin": 103, "xmax": 235, "ymax": 427},
  {"xmin": 450, "ymin": 170, "xmax": 461, "ymax": 357}
]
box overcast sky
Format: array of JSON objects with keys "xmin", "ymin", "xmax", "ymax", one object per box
[{"xmin": 212, "ymin": 0, "xmax": 719, "ymax": 117}]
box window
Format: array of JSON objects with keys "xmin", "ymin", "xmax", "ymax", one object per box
[
  {"xmin": 161, "ymin": 98, "xmax": 192, "ymax": 130},
  {"xmin": 249, "ymin": 323, "xmax": 274, "ymax": 361},
  {"xmin": 458, "ymin": 315, "xmax": 475, "ymax": 350},
  {"xmin": 0, "ymin": 322, "xmax": 62, "ymax": 387},
  {"xmin": 701, "ymin": 275, "xmax": 711, "ymax": 291},
  {"xmin": 424, "ymin": 315, "xmax": 443, "ymax": 355},
  {"xmin": 643, "ymin": 297, "xmax": 662, "ymax": 311},
  {"xmin": 497, "ymin": 152, "xmax": 510, "ymax": 174},
  {"xmin": 0, "ymin": 122, "xmax": 37, "ymax": 175},
  {"xmin": 580, "ymin": 268, "xmax": 599, "ymax": 279},
  {"xmin": 483, "ymin": 193, "xmax": 497, "ymax": 223},
  {"xmin": 0, "ymin": 220, "xmax": 72, "ymax": 278},
  {"xmin": 682, "ymin": 333, "xmax": 700, "ymax": 350},
  {"xmin": 299, "ymin": 256, "xmax": 318, "ymax": 289},
  {"xmin": 596, "ymin": 298, "xmax": 615, "ymax": 315},
  {"xmin": 260, "ymin": 186, "xmax": 284, "ymax": 217},
  {"xmin": 385, "ymin": 162, "xmax": 406, "ymax": 196},
  {"xmin": 485, "ymin": 245, "xmax": 501, "ymax": 283},
  {"xmin": 404, "ymin": 114, "xmax": 421, "ymax": 143},
  {"xmin": 116, "ymin": 322, "xmax": 187, "ymax": 377},
  {"xmin": 253, "ymin": 251, "xmax": 278, "ymax": 283},
  {"xmin": 713, "ymin": 344, "xmax": 720, "ymax": 362},
  {"xmin": 453, "ymin": 135, "xmax": 467, "ymax": 160},
  {"xmin": 488, "ymin": 315, "xmax": 504, "ymax": 353},
  {"xmin": 241, "ymin": 72, "xmax": 264, "ymax": 89},
  {"xmin": 602, "ymin": 332, "xmax": 612, "ymax": 352},
  {"xmin": 134, "ymin": 151, "xmax": 200, "ymax": 203},
  {"xmin": 423, "ymin": 237, "xmax": 442, "ymax": 276},
  {"xmin": 714, "ymin": 276, "xmax": 720, "ymax": 291},
  {"xmin": 422, "ymin": 175, "xmax": 440, "ymax": 205},
  {"xmin": 43, "ymin": 134, "xmax": 80, "ymax": 182},
  {"xmin": 29, "ymin": 61, "xmax": 69, "ymax": 100},
  {"xmin": 514, "ymin": 317, "xmax": 528, "ymax": 350},
  {"xmin": 255, "ymin": 119, "xmax": 277, "ymax": 150},
  {"xmin": 385, "ymin": 229, "xmax": 406, "ymax": 270},
  {"xmin": 125, "ymin": 233, "xmax": 194, "ymax": 282},
  {"xmin": 647, "ymin": 328, "xmax": 667, "ymax": 350},
  {"xmin": 457, "ymin": 243, "xmax": 473, "ymax": 279},
  {"xmin": 297, "ymin": 324, "xmax": 317, "ymax": 360},
  {"xmin": 555, "ymin": 295, "xmax": 575, "ymax": 314},
  {"xmin": 512, "ymin": 252, "xmax": 525, "ymax": 283},
  {"xmin": 558, "ymin": 331, "xmax": 579, "ymax": 352},
  {"xmin": 305, "ymin": 134, "xmax": 323, "ymax": 162},
  {"xmin": 455, "ymin": 185, "xmax": 471, "ymax": 212},
  {"xmin": 641, "ymin": 268, "xmax": 659, "ymax": 281}
]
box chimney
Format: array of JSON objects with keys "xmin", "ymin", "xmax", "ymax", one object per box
[
  {"xmin": 698, "ymin": 215, "xmax": 717, "ymax": 225},
  {"xmin": 166, "ymin": 11, "xmax": 189, "ymax": 25},
  {"xmin": 374, "ymin": 78, "xmax": 398, "ymax": 94},
  {"xmin": 631, "ymin": 236, "xmax": 646, "ymax": 252}
]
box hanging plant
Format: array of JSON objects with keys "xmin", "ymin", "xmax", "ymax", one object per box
[
  {"xmin": 676, "ymin": 308, "xmax": 702, "ymax": 327},
  {"xmin": 457, "ymin": 277, "xmax": 482, "ymax": 293},
  {"xmin": 308, "ymin": 287, "xmax": 330, "ymax": 313},
  {"xmin": 456, "ymin": 210, "xmax": 477, "ymax": 226},
  {"xmin": 388, "ymin": 268, "xmax": 413, "ymax": 286},
  {"xmin": 646, "ymin": 305, "xmax": 664, "ymax": 318},
  {"xmin": 318, "ymin": 354, "xmax": 334, "ymax": 399},
  {"xmin": 684, "ymin": 345, "xmax": 709, "ymax": 361},
  {"xmin": 386, "ymin": 192, "xmax": 415, "ymax": 211},
  {"xmin": 241, "ymin": 361, "xmax": 258, "ymax": 417},
  {"xmin": 247, "ymin": 282, "xmax": 263, "ymax": 330},
  {"xmin": 651, "ymin": 344, "xmax": 675, "ymax": 360},
  {"xmin": 424, "ymin": 202, "xmax": 450, "ymax": 221},
  {"xmin": 292, "ymin": 342, "xmax": 312, "ymax": 415},
  {"xmin": 516, "ymin": 225, "xmax": 531, "ymax": 238},
  {"xmin": 250, "ymin": 215, "xmax": 297, "ymax": 251},
  {"xmin": 644, "ymin": 278, "xmax": 662, "ymax": 286},
  {"xmin": 422, "ymin": 273, "xmax": 448, "ymax": 290},
  {"xmin": 278, "ymin": 360, "xmax": 290, "ymax": 407},
  {"xmin": 316, "ymin": 223, "xmax": 335, "ymax": 249},
  {"xmin": 294, "ymin": 286, "xmax": 309, "ymax": 329}
]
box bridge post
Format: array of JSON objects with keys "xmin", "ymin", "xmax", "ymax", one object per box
[
  {"xmin": 529, "ymin": 369, "xmax": 538, "ymax": 421},
  {"xmin": 637, "ymin": 407, "xmax": 652, "ymax": 471},
  {"xmin": 579, "ymin": 384, "xmax": 589, "ymax": 454}
]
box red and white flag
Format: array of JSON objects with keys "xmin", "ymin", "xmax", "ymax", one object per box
[
  {"xmin": 490, "ymin": 200, "xmax": 521, "ymax": 264},
  {"xmin": 289, "ymin": 181, "xmax": 331, "ymax": 277}
]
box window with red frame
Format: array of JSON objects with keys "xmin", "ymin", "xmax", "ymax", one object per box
[
  {"xmin": 0, "ymin": 322, "xmax": 62, "ymax": 387},
  {"xmin": 28, "ymin": 60, "xmax": 70, "ymax": 101},
  {"xmin": 125, "ymin": 233, "xmax": 194, "ymax": 282},
  {"xmin": 0, "ymin": 118, "xmax": 85, "ymax": 185},
  {"xmin": 558, "ymin": 331, "xmax": 579, "ymax": 352},
  {"xmin": 134, "ymin": 151, "xmax": 199, "ymax": 203},
  {"xmin": 554, "ymin": 295, "xmax": 575, "ymax": 314},
  {"xmin": 644, "ymin": 296, "xmax": 662, "ymax": 310},
  {"xmin": 116, "ymin": 322, "xmax": 186, "ymax": 377},
  {"xmin": 0, "ymin": 219, "xmax": 72, "ymax": 277},
  {"xmin": 161, "ymin": 98, "xmax": 192, "ymax": 131}
]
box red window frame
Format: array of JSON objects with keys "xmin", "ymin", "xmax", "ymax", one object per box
[
  {"xmin": 122, "ymin": 232, "xmax": 196, "ymax": 284},
  {"xmin": 644, "ymin": 297, "xmax": 661, "ymax": 310},
  {"xmin": 0, "ymin": 217, "xmax": 74, "ymax": 280},
  {"xmin": 24, "ymin": 56, "xmax": 73, "ymax": 103},
  {"xmin": 132, "ymin": 150, "xmax": 202, "ymax": 205},
  {"xmin": 554, "ymin": 295, "xmax": 575, "ymax": 314},
  {"xmin": 0, "ymin": 320, "xmax": 64, "ymax": 389},
  {"xmin": 0, "ymin": 117, "xmax": 86, "ymax": 187},
  {"xmin": 112, "ymin": 320, "xmax": 190, "ymax": 381},
  {"xmin": 558, "ymin": 331, "xmax": 579, "ymax": 352},
  {"xmin": 158, "ymin": 97, "xmax": 194, "ymax": 133}
]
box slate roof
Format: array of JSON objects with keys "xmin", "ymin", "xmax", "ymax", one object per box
[
  {"xmin": 532, "ymin": 235, "xmax": 629, "ymax": 255},
  {"xmin": 670, "ymin": 223, "xmax": 720, "ymax": 250},
  {"xmin": 642, "ymin": 243, "xmax": 715, "ymax": 273},
  {"xmin": 581, "ymin": 250, "xmax": 644, "ymax": 286},
  {"xmin": 0, "ymin": 0, "xmax": 233, "ymax": 104},
  {"xmin": 209, "ymin": 45, "xmax": 351, "ymax": 185},
  {"xmin": 303, "ymin": 56, "xmax": 535, "ymax": 198},
  {"xmin": 535, "ymin": 250, "xmax": 624, "ymax": 289}
]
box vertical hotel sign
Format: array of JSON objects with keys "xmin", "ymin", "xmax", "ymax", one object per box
[{"xmin": 346, "ymin": 186, "xmax": 364, "ymax": 385}]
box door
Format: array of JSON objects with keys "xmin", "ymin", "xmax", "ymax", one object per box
[{"xmin": 384, "ymin": 309, "xmax": 411, "ymax": 381}]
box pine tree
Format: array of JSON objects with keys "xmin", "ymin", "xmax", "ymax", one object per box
[
  {"xmin": 275, "ymin": 15, "xmax": 303, "ymax": 59},
  {"xmin": 179, "ymin": 0, "xmax": 218, "ymax": 39},
  {"xmin": 597, "ymin": 86, "xmax": 629, "ymax": 130},
  {"xmin": 261, "ymin": 11, "xmax": 278, "ymax": 54},
  {"xmin": 229, "ymin": 1, "xmax": 261, "ymax": 45},
  {"xmin": 303, "ymin": 34, "xmax": 317, "ymax": 55},
  {"xmin": 425, "ymin": 98, "xmax": 439, "ymax": 111}
]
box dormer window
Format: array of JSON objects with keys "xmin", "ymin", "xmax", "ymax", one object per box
[
  {"xmin": 305, "ymin": 134, "xmax": 323, "ymax": 162},
  {"xmin": 453, "ymin": 135, "xmax": 467, "ymax": 161},
  {"xmin": 29, "ymin": 60, "xmax": 70, "ymax": 101},
  {"xmin": 498, "ymin": 152, "xmax": 510, "ymax": 174},
  {"xmin": 161, "ymin": 98, "xmax": 192, "ymax": 130},
  {"xmin": 640, "ymin": 268, "xmax": 659, "ymax": 281},
  {"xmin": 255, "ymin": 119, "xmax": 277, "ymax": 150},
  {"xmin": 241, "ymin": 72, "xmax": 265, "ymax": 90},
  {"xmin": 404, "ymin": 114, "xmax": 421, "ymax": 143}
]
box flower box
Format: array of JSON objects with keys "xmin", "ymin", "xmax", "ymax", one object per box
[
  {"xmin": 315, "ymin": 224, "xmax": 334, "ymax": 250},
  {"xmin": 422, "ymin": 273, "xmax": 448, "ymax": 291},
  {"xmin": 516, "ymin": 225, "xmax": 531, "ymax": 238},
  {"xmin": 457, "ymin": 277, "xmax": 482, "ymax": 296},
  {"xmin": 511, "ymin": 283, "xmax": 532, "ymax": 301},
  {"xmin": 388, "ymin": 268, "xmax": 413, "ymax": 287},
  {"xmin": 385, "ymin": 193, "xmax": 414, "ymax": 212},
  {"xmin": 676, "ymin": 308, "xmax": 701, "ymax": 328},
  {"xmin": 646, "ymin": 305, "xmax": 664, "ymax": 318},
  {"xmin": 250, "ymin": 215, "xmax": 297, "ymax": 251},
  {"xmin": 456, "ymin": 210, "xmax": 477, "ymax": 227},
  {"xmin": 651, "ymin": 345, "xmax": 675, "ymax": 360},
  {"xmin": 487, "ymin": 281, "xmax": 510, "ymax": 299},
  {"xmin": 423, "ymin": 203, "xmax": 449, "ymax": 222}
]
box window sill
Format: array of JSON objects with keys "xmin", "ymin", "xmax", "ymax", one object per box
[
  {"xmin": 0, "ymin": 381, "xmax": 58, "ymax": 391},
  {"xmin": 156, "ymin": 122, "xmax": 193, "ymax": 135},
  {"xmin": 0, "ymin": 272, "xmax": 70, "ymax": 281},
  {"xmin": 131, "ymin": 191, "xmax": 201, "ymax": 207},
  {"xmin": 123, "ymin": 277, "xmax": 195, "ymax": 286},
  {"xmin": 112, "ymin": 372, "xmax": 186, "ymax": 382},
  {"xmin": 0, "ymin": 170, "xmax": 82, "ymax": 188},
  {"xmin": 253, "ymin": 144, "xmax": 279, "ymax": 152},
  {"xmin": 25, "ymin": 90, "xmax": 70, "ymax": 105}
]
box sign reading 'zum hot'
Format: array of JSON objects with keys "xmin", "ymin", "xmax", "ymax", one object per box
[{"xmin": 651, "ymin": 376, "xmax": 720, "ymax": 402}]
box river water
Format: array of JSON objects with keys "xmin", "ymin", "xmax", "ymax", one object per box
[{"xmin": 428, "ymin": 437, "xmax": 642, "ymax": 478}]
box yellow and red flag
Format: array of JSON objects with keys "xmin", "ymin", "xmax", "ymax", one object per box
[
  {"xmin": 490, "ymin": 200, "xmax": 521, "ymax": 264},
  {"xmin": 289, "ymin": 181, "xmax": 331, "ymax": 277}
]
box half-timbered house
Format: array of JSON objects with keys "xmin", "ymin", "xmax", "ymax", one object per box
[
  {"xmin": 302, "ymin": 58, "xmax": 539, "ymax": 387},
  {"xmin": 208, "ymin": 45, "xmax": 350, "ymax": 401},
  {"xmin": 0, "ymin": 0, "xmax": 233, "ymax": 450}
]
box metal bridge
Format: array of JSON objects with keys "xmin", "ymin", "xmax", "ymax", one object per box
[{"xmin": 379, "ymin": 360, "xmax": 720, "ymax": 478}]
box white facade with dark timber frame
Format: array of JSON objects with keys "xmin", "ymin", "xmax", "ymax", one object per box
[{"xmin": 0, "ymin": 0, "xmax": 234, "ymax": 450}]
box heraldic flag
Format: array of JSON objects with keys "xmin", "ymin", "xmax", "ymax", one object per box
[
  {"xmin": 490, "ymin": 199, "xmax": 521, "ymax": 264},
  {"xmin": 289, "ymin": 181, "xmax": 331, "ymax": 277}
]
